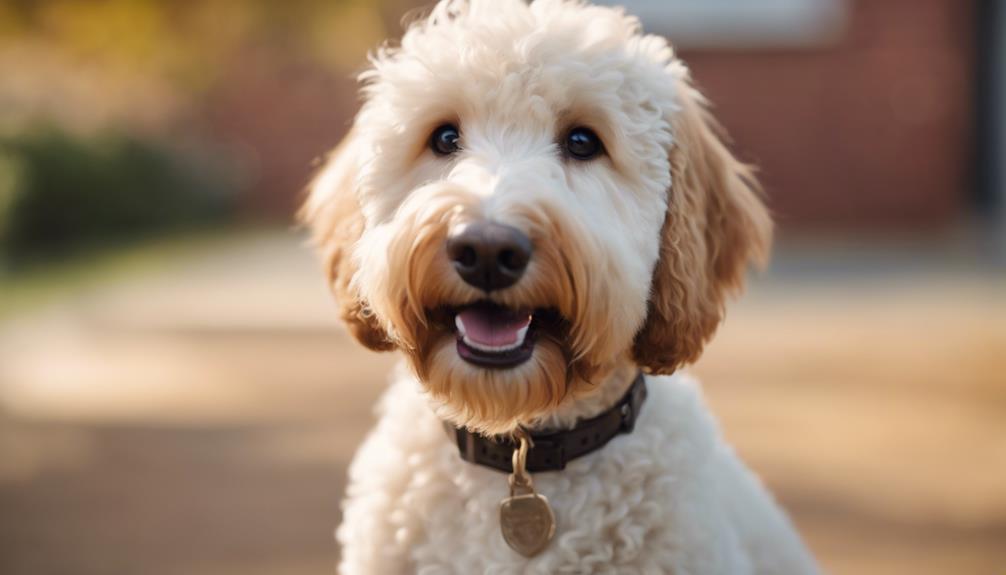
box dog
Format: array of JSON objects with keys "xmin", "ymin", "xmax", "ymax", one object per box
[{"xmin": 302, "ymin": 0, "xmax": 820, "ymax": 573}]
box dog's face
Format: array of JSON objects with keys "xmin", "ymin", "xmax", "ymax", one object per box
[{"xmin": 303, "ymin": 0, "xmax": 770, "ymax": 434}]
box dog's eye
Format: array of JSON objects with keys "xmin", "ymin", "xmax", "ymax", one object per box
[
  {"xmin": 564, "ymin": 127, "xmax": 603, "ymax": 161},
  {"xmin": 430, "ymin": 124, "xmax": 461, "ymax": 156}
]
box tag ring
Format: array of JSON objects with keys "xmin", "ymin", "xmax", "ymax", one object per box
[{"xmin": 509, "ymin": 428, "xmax": 534, "ymax": 493}]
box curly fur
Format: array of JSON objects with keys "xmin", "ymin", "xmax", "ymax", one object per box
[
  {"xmin": 301, "ymin": 0, "xmax": 818, "ymax": 572},
  {"xmin": 339, "ymin": 368, "xmax": 817, "ymax": 574}
]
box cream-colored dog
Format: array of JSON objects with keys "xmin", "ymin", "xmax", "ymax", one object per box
[{"xmin": 302, "ymin": 0, "xmax": 820, "ymax": 572}]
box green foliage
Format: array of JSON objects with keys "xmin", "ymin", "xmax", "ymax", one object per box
[
  {"xmin": 0, "ymin": 127, "xmax": 236, "ymax": 269},
  {"xmin": 0, "ymin": 0, "xmax": 389, "ymax": 90}
]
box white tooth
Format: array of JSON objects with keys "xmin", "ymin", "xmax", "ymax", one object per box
[
  {"xmin": 515, "ymin": 324, "xmax": 529, "ymax": 344},
  {"xmin": 455, "ymin": 314, "xmax": 467, "ymax": 337}
]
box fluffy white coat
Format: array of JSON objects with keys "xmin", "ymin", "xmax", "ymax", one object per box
[
  {"xmin": 338, "ymin": 368, "xmax": 819, "ymax": 574},
  {"xmin": 301, "ymin": 1, "xmax": 823, "ymax": 572}
]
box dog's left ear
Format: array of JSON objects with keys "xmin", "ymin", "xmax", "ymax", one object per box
[
  {"xmin": 300, "ymin": 128, "xmax": 395, "ymax": 352},
  {"xmin": 632, "ymin": 75, "xmax": 772, "ymax": 374}
]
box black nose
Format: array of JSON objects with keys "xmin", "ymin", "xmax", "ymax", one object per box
[{"xmin": 446, "ymin": 221, "xmax": 532, "ymax": 292}]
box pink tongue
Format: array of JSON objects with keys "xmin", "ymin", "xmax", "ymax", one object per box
[{"xmin": 457, "ymin": 306, "xmax": 532, "ymax": 347}]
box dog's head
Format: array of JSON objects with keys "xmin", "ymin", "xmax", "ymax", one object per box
[{"xmin": 302, "ymin": 0, "xmax": 770, "ymax": 434}]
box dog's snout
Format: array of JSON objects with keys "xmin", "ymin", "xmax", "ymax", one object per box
[{"xmin": 446, "ymin": 222, "xmax": 532, "ymax": 292}]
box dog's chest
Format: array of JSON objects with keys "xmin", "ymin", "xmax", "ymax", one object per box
[
  {"xmin": 411, "ymin": 436, "xmax": 688, "ymax": 573},
  {"xmin": 337, "ymin": 373, "xmax": 755, "ymax": 574}
]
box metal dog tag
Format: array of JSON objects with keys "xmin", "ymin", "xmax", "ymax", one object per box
[
  {"xmin": 500, "ymin": 488, "xmax": 556, "ymax": 557},
  {"xmin": 499, "ymin": 431, "xmax": 555, "ymax": 557}
]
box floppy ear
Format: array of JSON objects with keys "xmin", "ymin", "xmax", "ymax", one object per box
[
  {"xmin": 300, "ymin": 128, "xmax": 395, "ymax": 352},
  {"xmin": 632, "ymin": 76, "xmax": 772, "ymax": 374}
]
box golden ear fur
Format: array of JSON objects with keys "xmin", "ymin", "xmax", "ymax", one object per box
[
  {"xmin": 300, "ymin": 129, "xmax": 395, "ymax": 352},
  {"xmin": 632, "ymin": 76, "xmax": 772, "ymax": 374}
]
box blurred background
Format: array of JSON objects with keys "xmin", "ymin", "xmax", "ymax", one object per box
[{"xmin": 0, "ymin": 0, "xmax": 1003, "ymax": 573}]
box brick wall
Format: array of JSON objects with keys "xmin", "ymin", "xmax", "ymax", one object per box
[
  {"xmin": 679, "ymin": 0, "xmax": 976, "ymax": 230},
  {"xmin": 211, "ymin": 0, "xmax": 978, "ymax": 231}
]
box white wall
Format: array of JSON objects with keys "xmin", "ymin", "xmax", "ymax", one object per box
[{"xmin": 593, "ymin": 0, "xmax": 847, "ymax": 49}]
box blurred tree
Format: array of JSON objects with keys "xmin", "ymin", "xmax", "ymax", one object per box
[
  {"xmin": 0, "ymin": 0, "xmax": 401, "ymax": 234},
  {"xmin": 0, "ymin": 127, "xmax": 236, "ymax": 268},
  {"xmin": 0, "ymin": 0, "xmax": 388, "ymax": 90}
]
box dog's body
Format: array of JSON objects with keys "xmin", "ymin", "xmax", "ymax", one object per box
[
  {"xmin": 303, "ymin": 1, "xmax": 820, "ymax": 572},
  {"xmin": 339, "ymin": 369, "xmax": 817, "ymax": 574}
]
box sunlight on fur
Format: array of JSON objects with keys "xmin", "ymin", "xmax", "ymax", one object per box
[
  {"xmin": 300, "ymin": 1, "xmax": 821, "ymax": 573},
  {"xmin": 302, "ymin": 0, "xmax": 770, "ymax": 434}
]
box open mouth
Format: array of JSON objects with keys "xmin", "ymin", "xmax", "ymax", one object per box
[
  {"xmin": 424, "ymin": 301, "xmax": 567, "ymax": 370},
  {"xmin": 420, "ymin": 299, "xmax": 553, "ymax": 370},
  {"xmin": 453, "ymin": 302, "xmax": 536, "ymax": 369}
]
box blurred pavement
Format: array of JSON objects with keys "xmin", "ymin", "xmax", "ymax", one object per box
[{"xmin": 0, "ymin": 230, "xmax": 1004, "ymax": 575}]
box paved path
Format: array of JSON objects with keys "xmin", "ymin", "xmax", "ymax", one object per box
[{"xmin": 1, "ymin": 231, "xmax": 1003, "ymax": 574}]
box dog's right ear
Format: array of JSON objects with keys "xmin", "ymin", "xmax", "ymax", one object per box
[{"xmin": 300, "ymin": 128, "xmax": 395, "ymax": 352}]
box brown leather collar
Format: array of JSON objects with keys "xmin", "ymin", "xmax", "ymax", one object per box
[{"xmin": 446, "ymin": 372, "xmax": 647, "ymax": 473}]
